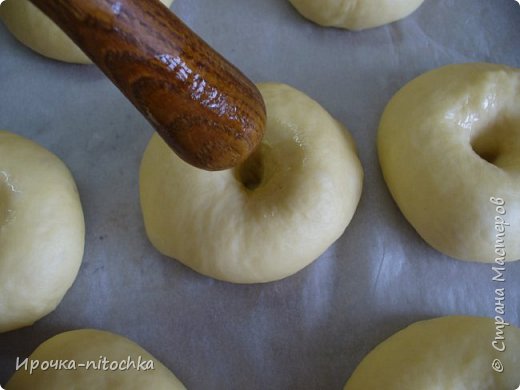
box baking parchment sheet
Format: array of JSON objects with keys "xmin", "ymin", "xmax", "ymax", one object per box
[{"xmin": 1, "ymin": 0, "xmax": 519, "ymax": 388}]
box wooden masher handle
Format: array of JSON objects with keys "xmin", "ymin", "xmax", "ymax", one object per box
[{"xmin": 29, "ymin": 0, "xmax": 266, "ymax": 170}]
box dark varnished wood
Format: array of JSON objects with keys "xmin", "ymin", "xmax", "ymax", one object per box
[{"xmin": 29, "ymin": 0, "xmax": 266, "ymax": 170}]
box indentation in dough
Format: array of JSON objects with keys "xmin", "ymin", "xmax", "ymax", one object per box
[
  {"xmin": 234, "ymin": 145, "xmax": 267, "ymax": 190},
  {"xmin": 470, "ymin": 116, "xmax": 520, "ymax": 170}
]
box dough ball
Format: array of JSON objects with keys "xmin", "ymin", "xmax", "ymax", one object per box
[
  {"xmin": 344, "ymin": 316, "xmax": 520, "ymax": 389},
  {"xmin": 140, "ymin": 83, "xmax": 363, "ymax": 283},
  {"xmin": 6, "ymin": 329, "xmax": 186, "ymax": 389},
  {"xmin": 0, "ymin": 0, "xmax": 174, "ymax": 64},
  {"xmin": 0, "ymin": 131, "xmax": 84, "ymax": 333},
  {"xmin": 378, "ymin": 63, "xmax": 520, "ymax": 262},
  {"xmin": 288, "ymin": 0, "xmax": 424, "ymax": 30}
]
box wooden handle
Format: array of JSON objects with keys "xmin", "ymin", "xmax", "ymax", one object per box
[{"xmin": 29, "ymin": 0, "xmax": 266, "ymax": 170}]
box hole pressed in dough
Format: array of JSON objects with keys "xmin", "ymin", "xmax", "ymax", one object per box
[
  {"xmin": 470, "ymin": 117, "xmax": 518, "ymax": 167},
  {"xmin": 471, "ymin": 137, "xmax": 500, "ymax": 165},
  {"xmin": 235, "ymin": 146, "xmax": 264, "ymax": 190}
]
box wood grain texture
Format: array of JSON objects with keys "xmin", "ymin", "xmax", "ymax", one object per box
[{"xmin": 29, "ymin": 0, "xmax": 266, "ymax": 170}]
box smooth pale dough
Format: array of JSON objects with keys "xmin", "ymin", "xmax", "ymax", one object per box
[
  {"xmin": 288, "ymin": 0, "xmax": 424, "ymax": 30},
  {"xmin": 0, "ymin": 131, "xmax": 84, "ymax": 333},
  {"xmin": 6, "ymin": 329, "xmax": 186, "ymax": 389},
  {"xmin": 140, "ymin": 83, "xmax": 363, "ymax": 283},
  {"xmin": 0, "ymin": 0, "xmax": 174, "ymax": 64},
  {"xmin": 344, "ymin": 316, "xmax": 520, "ymax": 389},
  {"xmin": 378, "ymin": 63, "xmax": 520, "ymax": 262}
]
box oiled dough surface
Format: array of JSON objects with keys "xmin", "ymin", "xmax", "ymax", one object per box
[
  {"xmin": 378, "ymin": 63, "xmax": 520, "ymax": 262},
  {"xmin": 0, "ymin": 131, "xmax": 84, "ymax": 333},
  {"xmin": 289, "ymin": 0, "xmax": 424, "ymax": 30},
  {"xmin": 6, "ymin": 329, "xmax": 186, "ymax": 390},
  {"xmin": 344, "ymin": 316, "xmax": 520, "ymax": 389},
  {"xmin": 0, "ymin": 0, "xmax": 174, "ymax": 63},
  {"xmin": 140, "ymin": 83, "xmax": 363, "ymax": 283}
]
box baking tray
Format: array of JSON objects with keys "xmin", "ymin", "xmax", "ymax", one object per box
[{"xmin": 1, "ymin": 0, "xmax": 519, "ymax": 388}]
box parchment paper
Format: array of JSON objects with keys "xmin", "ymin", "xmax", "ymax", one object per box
[{"xmin": 1, "ymin": 0, "xmax": 519, "ymax": 389}]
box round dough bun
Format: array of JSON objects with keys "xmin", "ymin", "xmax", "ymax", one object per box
[
  {"xmin": 0, "ymin": 131, "xmax": 84, "ymax": 333},
  {"xmin": 378, "ymin": 63, "xmax": 520, "ymax": 263},
  {"xmin": 6, "ymin": 329, "xmax": 186, "ymax": 389},
  {"xmin": 0, "ymin": 0, "xmax": 174, "ymax": 64},
  {"xmin": 140, "ymin": 83, "xmax": 363, "ymax": 283},
  {"xmin": 288, "ymin": 0, "xmax": 424, "ymax": 30},
  {"xmin": 344, "ymin": 316, "xmax": 520, "ymax": 389}
]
